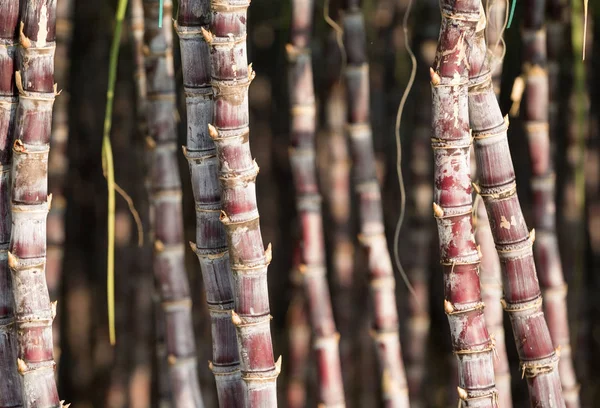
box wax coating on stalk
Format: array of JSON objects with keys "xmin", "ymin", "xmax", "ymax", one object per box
[
  {"xmin": 0, "ymin": 1, "xmax": 22, "ymax": 406},
  {"xmin": 206, "ymin": 0, "xmax": 280, "ymax": 405},
  {"xmin": 430, "ymin": 1, "xmax": 498, "ymax": 406},
  {"xmin": 287, "ymin": 0, "xmax": 346, "ymax": 406},
  {"xmin": 175, "ymin": 0, "xmax": 245, "ymax": 405},
  {"xmin": 143, "ymin": 1, "xmax": 205, "ymax": 406},
  {"xmin": 9, "ymin": 0, "xmax": 61, "ymax": 406},
  {"xmin": 468, "ymin": 4, "xmax": 566, "ymax": 406},
  {"xmin": 341, "ymin": 3, "xmax": 410, "ymax": 406}
]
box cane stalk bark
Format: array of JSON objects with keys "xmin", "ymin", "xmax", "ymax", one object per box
[
  {"xmin": 521, "ymin": 0, "xmax": 579, "ymax": 404},
  {"xmin": 0, "ymin": 0, "xmax": 22, "ymax": 406},
  {"xmin": 430, "ymin": 1, "xmax": 498, "ymax": 406},
  {"xmin": 174, "ymin": 0, "xmax": 246, "ymax": 405},
  {"xmin": 204, "ymin": 0, "xmax": 281, "ymax": 405},
  {"xmin": 9, "ymin": 0, "xmax": 61, "ymax": 405},
  {"xmin": 287, "ymin": 0, "xmax": 346, "ymax": 406},
  {"xmin": 468, "ymin": 2, "xmax": 566, "ymax": 406},
  {"xmin": 143, "ymin": 1, "xmax": 204, "ymax": 406},
  {"xmin": 485, "ymin": 0, "xmax": 506, "ymax": 95},
  {"xmin": 341, "ymin": 1, "xmax": 410, "ymax": 406}
]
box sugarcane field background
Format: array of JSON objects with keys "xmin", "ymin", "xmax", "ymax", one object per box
[{"xmin": 2, "ymin": 0, "xmax": 600, "ymax": 406}]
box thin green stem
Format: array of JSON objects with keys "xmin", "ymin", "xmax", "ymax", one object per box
[{"xmin": 103, "ymin": 0, "xmax": 129, "ymax": 346}]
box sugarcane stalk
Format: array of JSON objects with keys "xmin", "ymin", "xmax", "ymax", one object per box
[
  {"xmin": 520, "ymin": 0, "xmax": 579, "ymax": 404},
  {"xmin": 287, "ymin": 0, "xmax": 346, "ymax": 405},
  {"xmin": 430, "ymin": 1, "xmax": 498, "ymax": 406},
  {"xmin": 142, "ymin": 1, "xmax": 204, "ymax": 406},
  {"xmin": 468, "ymin": 2, "xmax": 566, "ymax": 405},
  {"xmin": 473, "ymin": 201, "xmax": 512, "ymax": 407},
  {"xmin": 341, "ymin": 2, "xmax": 410, "ymax": 406},
  {"xmin": 0, "ymin": 0, "xmax": 22, "ymax": 406},
  {"xmin": 174, "ymin": 0, "xmax": 246, "ymax": 405},
  {"xmin": 468, "ymin": 4, "xmax": 513, "ymax": 407},
  {"xmin": 204, "ymin": 0, "xmax": 281, "ymax": 405},
  {"xmin": 404, "ymin": 0, "xmax": 438, "ymax": 402},
  {"xmin": 9, "ymin": 0, "xmax": 61, "ymax": 405}
]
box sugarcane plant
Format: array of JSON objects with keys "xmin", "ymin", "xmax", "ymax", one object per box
[
  {"xmin": 175, "ymin": 0, "xmax": 246, "ymax": 406},
  {"xmin": 9, "ymin": 0, "xmax": 61, "ymax": 405},
  {"xmin": 203, "ymin": 0, "xmax": 281, "ymax": 404},
  {"xmin": 0, "ymin": 0, "xmax": 22, "ymax": 406},
  {"xmin": 142, "ymin": 0, "xmax": 204, "ymax": 406},
  {"xmin": 468, "ymin": 1, "xmax": 566, "ymax": 405},
  {"xmin": 287, "ymin": 0, "xmax": 346, "ymax": 406},
  {"xmin": 341, "ymin": 0, "xmax": 410, "ymax": 405},
  {"xmin": 430, "ymin": 1, "xmax": 499, "ymax": 405},
  {"xmin": 521, "ymin": 0, "xmax": 579, "ymax": 404}
]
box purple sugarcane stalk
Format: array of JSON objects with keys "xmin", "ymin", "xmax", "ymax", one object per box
[
  {"xmin": 430, "ymin": 1, "xmax": 498, "ymax": 406},
  {"xmin": 142, "ymin": 1, "xmax": 204, "ymax": 406},
  {"xmin": 521, "ymin": 0, "xmax": 579, "ymax": 404},
  {"xmin": 9, "ymin": 0, "xmax": 61, "ymax": 405},
  {"xmin": 468, "ymin": 1, "xmax": 565, "ymax": 405},
  {"xmin": 204, "ymin": 0, "xmax": 281, "ymax": 405},
  {"xmin": 175, "ymin": 0, "xmax": 246, "ymax": 405},
  {"xmin": 341, "ymin": 1, "xmax": 410, "ymax": 405},
  {"xmin": 0, "ymin": 0, "xmax": 22, "ymax": 405},
  {"xmin": 287, "ymin": 0, "xmax": 346, "ymax": 406}
]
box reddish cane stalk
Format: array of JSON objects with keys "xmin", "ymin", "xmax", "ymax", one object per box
[
  {"xmin": 287, "ymin": 0, "xmax": 346, "ymax": 405},
  {"xmin": 468, "ymin": 4, "xmax": 565, "ymax": 406},
  {"xmin": 521, "ymin": 2, "xmax": 579, "ymax": 404},
  {"xmin": 341, "ymin": 2, "xmax": 410, "ymax": 405},
  {"xmin": 0, "ymin": 1, "xmax": 22, "ymax": 406},
  {"xmin": 143, "ymin": 1, "xmax": 204, "ymax": 406},
  {"xmin": 47, "ymin": 0, "xmax": 74, "ymax": 369},
  {"xmin": 473, "ymin": 202, "xmax": 513, "ymax": 407},
  {"xmin": 9, "ymin": 0, "xmax": 61, "ymax": 405},
  {"xmin": 175, "ymin": 0, "xmax": 246, "ymax": 405},
  {"xmin": 204, "ymin": 0, "xmax": 281, "ymax": 404},
  {"xmin": 430, "ymin": 1, "xmax": 498, "ymax": 406}
]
